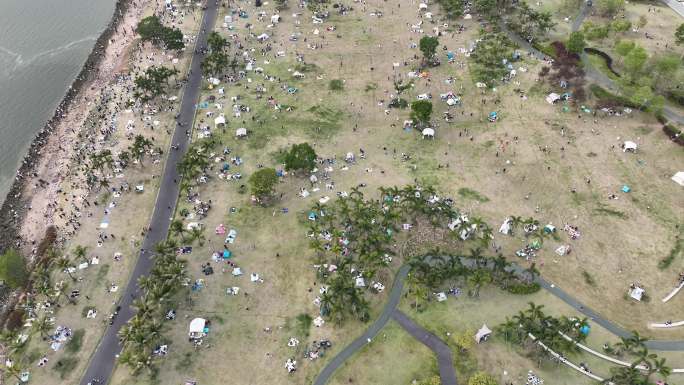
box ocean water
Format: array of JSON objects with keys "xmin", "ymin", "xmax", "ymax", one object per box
[{"xmin": 0, "ymin": 0, "xmax": 116, "ymax": 205}]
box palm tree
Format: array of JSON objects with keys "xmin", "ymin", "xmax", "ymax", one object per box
[
  {"xmin": 467, "ymin": 269, "xmax": 492, "ymax": 298},
  {"xmin": 189, "ymin": 227, "xmax": 205, "ymax": 246},
  {"xmin": 169, "ymin": 220, "xmax": 185, "ymax": 241},
  {"xmin": 3, "ymin": 360, "xmax": 25, "ymax": 382},
  {"xmin": 33, "ymin": 315, "xmax": 53, "ymax": 339},
  {"xmin": 55, "ymin": 257, "xmax": 76, "ymax": 281},
  {"xmin": 73, "ymin": 245, "xmax": 88, "ymax": 263},
  {"xmin": 523, "ymin": 262, "xmax": 540, "ymax": 283},
  {"xmin": 650, "ymin": 356, "xmax": 671, "ymax": 380},
  {"xmin": 525, "ymin": 302, "xmax": 545, "ymax": 322}
]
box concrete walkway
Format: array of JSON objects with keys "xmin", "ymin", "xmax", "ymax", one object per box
[
  {"xmin": 312, "ymin": 265, "xmax": 410, "ymax": 385},
  {"xmin": 78, "ymin": 2, "xmax": 219, "ymax": 385},
  {"xmin": 392, "ymin": 310, "xmax": 458, "ymax": 385},
  {"xmin": 313, "ymin": 264, "xmax": 459, "ymax": 385}
]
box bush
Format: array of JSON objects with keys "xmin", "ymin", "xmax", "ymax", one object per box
[
  {"xmin": 295, "ymin": 313, "xmax": 313, "ymax": 337},
  {"xmin": 389, "ymin": 98, "xmax": 408, "ymax": 109},
  {"xmin": 533, "ymin": 41, "xmax": 557, "ymax": 59},
  {"xmin": 249, "ymin": 168, "xmax": 278, "ymax": 202},
  {"xmin": 66, "ymin": 329, "xmax": 85, "ymax": 354},
  {"xmin": 284, "ymin": 143, "xmax": 317, "ymax": 173},
  {"xmin": 329, "ymin": 79, "xmax": 344, "ymax": 91},
  {"xmin": 53, "ymin": 357, "xmax": 79, "ymax": 379},
  {"xmin": 506, "ymin": 282, "xmax": 540, "ymax": 295},
  {"xmin": 0, "ymin": 249, "xmax": 28, "ymax": 289},
  {"xmin": 469, "ymin": 372, "xmax": 499, "ymax": 385},
  {"xmin": 5, "ymin": 309, "xmax": 25, "ymax": 331},
  {"xmin": 589, "ymin": 84, "xmax": 638, "ymax": 109}
]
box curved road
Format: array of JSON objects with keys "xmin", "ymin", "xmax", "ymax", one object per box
[
  {"xmin": 313, "ymin": 264, "xmax": 458, "ymax": 385},
  {"xmin": 78, "ymin": 2, "xmax": 219, "ymax": 384},
  {"xmin": 314, "ymin": 256, "xmax": 684, "ymax": 385},
  {"xmin": 502, "ymin": 2, "xmax": 684, "ymax": 125}
]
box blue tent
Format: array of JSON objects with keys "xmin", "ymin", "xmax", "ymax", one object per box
[
  {"xmin": 579, "ymin": 325, "xmax": 590, "ymax": 335},
  {"xmin": 222, "ymin": 250, "xmax": 232, "ymax": 259},
  {"xmin": 308, "ymin": 211, "xmax": 317, "ymax": 221},
  {"xmin": 622, "ymin": 185, "xmax": 631, "ymax": 193},
  {"xmin": 488, "ymin": 111, "xmax": 498, "ymax": 122},
  {"xmin": 446, "ymin": 52, "xmax": 455, "ymax": 60}
]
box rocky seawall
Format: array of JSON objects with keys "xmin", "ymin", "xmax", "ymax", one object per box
[{"xmin": 0, "ymin": 0, "xmax": 134, "ymax": 253}]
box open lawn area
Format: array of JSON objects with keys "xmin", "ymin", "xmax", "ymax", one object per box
[{"xmin": 59, "ymin": 0, "xmax": 684, "ymax": 384}]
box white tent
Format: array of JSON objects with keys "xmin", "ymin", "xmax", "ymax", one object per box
[
  {"xmin": 630, "ymin": 287, "xmax": 645, "ymax": 301},
  {"xmin": 474, "ymin": 324, "xmax": 492, "ymax": 343},
  {"xmin": 214, "ymin": 115, "xmax": 226, "ymax": 127},
  {"xmin": 236, "ymin": 127, "xmax": 248, "ymax": 137},
  {"xmin": 546, "ymin": 93, "xmax": 561, "ymax": 104},
  {"xmin": 422, "ymin": 128, "xmax": 435, "ymax": 139},
  {"xmin": 271, "ymin": 14, "xmax": 281, "ymax": 23},
  {"xmin": 499, "ymin": 218, "xmax": 512, "ymax": 235},
  {"xmin": 623, "ymin": 141, "xmax": 637, "ymax": 152},
  {"xmin": 188, "ymin": 318, "xmax": 206, "ymax": 337},
  {"xmin": 257, "ymin": 33, "xmax": 270, "ymax": 41},
  {"xmin": 419, "ymin": 3, "xmax": 428, "ymax": 10},
  {"xmin": 672, "ymin": 171, "xmax": 684, "ymax": 187}
]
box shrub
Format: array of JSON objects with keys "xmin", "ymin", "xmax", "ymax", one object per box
[
  {"xmin": 249, "ymin": 168, "xmax": 278, "ymax": 202},
  {"xmin": 506, "ymin": 282, "xmax": 540, "ymax": 295},
  {"xmin": 5, "ymin": 309, "xmax": 25, "ymax": 331},
  {"xmin": 295, "ymin": 313, "xmax": 313, "ymax": 337},
  {"xmin": 53, "ymin": 357, "xmax": 79, "ymax": 379},
  {"xmin": 469, "ymin": 372, "xmax": 499, "ymax": 385},
  {"xmin": 66, "ymin": 329, "xmax": 85, "ymax": 354},
  {"xmin": 284, "ymin": 143, "xmax": 317, "ymax": 173},
  {"xmin": 329, "ymin": 79, "xmax": 344, "ymax": 91}
]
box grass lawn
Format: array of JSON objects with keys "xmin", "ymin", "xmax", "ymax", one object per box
[
  {"xmin": 328, "ymin": 320, "xmax": 439, "ymax": 385},
  {"xmin": 104, "ymin": 0, "xmax": 684, "ymax": 384}
]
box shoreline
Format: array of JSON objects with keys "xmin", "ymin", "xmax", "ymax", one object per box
[{"xmin": 0, "ymin": 0, "xmax": 135, "ymax": 253}]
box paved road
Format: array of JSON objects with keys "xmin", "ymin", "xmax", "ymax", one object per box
[
  {"xmin": 78, "ymin": 3, "xmax": 219, "ymax": 385},
  {"xmin": 662, "ymin": 0, "xmax": 684, "ymax": 17},
  {"xmin": 502, "ymin": 3, "xmax": 684, "ymax": 126},
  {"xmin": 312, "ymin": 265, "xmax": 410, "ymax": 385},
  {"xmin": 392, "ymin": 310, "xmax": 458, "ymax": 385}
]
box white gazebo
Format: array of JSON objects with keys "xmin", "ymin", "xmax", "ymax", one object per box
[{"xmin": 188, "ymin": 318, "xmax": 206, "ymax": 338}]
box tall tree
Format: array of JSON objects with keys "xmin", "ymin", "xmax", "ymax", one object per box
[
  {"xmin": 419, "ymin": 36, "xmax": 439, "ymax": 62},
  {"xmin": 284, "ymin": 143, "xmax": 317, "ymax": 174},
  {"xmin": 411, "ymin": 100, "xmax": 433, "ymax": 126},
  {"xmin": 249, "ymin": 168, "xmax": 279, "ymax": 203}
]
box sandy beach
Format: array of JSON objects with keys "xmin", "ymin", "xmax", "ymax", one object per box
[{"xmin": 0, "ymin": 0, "xmax": 147, "ymax": 258}]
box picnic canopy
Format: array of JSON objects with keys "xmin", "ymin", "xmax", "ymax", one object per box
[
  {"xmin": 236, "ymin": 127, "xmax": 247, "ymax": 137},
  {"xmin": 189, "ymin": 318, "xmax": 206, "ymax": 337},
  {"xmin": 623, "ymin": 141, "xmax": 637, "ymax": 152},
  {"xmin": 474, "ymin": 324, "xmax": 492, "ymax": 343},
  {"xmin": 422, "ymin": 128, "xmax": 435, "ymax": 139},
  {"xmin": 546, "ymin": 93, "xmax": 560, "ymax": 104},
  {"xmin": 672, "ymin": 171, "xmax": 684, "ymax": 187},
  {"xmin": 214, "ymin": 115, "xmax": 226, "ymax": 127}
]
